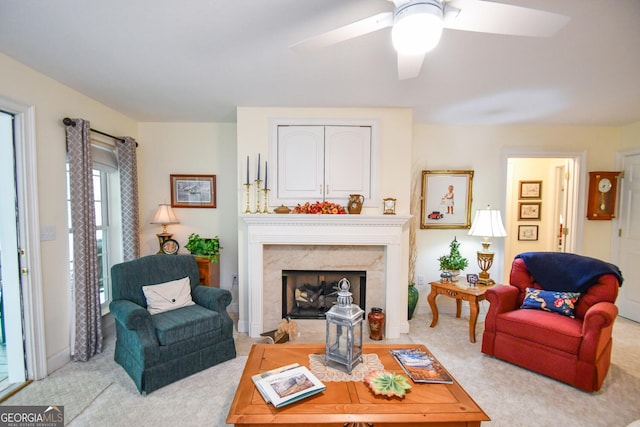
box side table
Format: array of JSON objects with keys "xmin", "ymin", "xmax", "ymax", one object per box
[
  {"xmin": 427, "ymin": 281, "xmax": 495, "ymax": 343},
  {"xmin": 195, "ymin": 257, "xmax": 220, "ymax": 287}
]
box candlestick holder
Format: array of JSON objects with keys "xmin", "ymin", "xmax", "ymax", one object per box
[
  {"xmin": 243, "ymin": 183, "xmax": 252, "ymax": 214},
  {"xmin": 262, "ymin": 188, "xmax": 270, "ymax": 214},
  {"xmin": 254, "ymin": 179, "xmax": 262, "ymax": 213}
]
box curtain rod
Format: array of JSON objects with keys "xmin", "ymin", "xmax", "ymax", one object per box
[{"xmin": 62, "ymin": 117, "xmax": 137, "ymax": 146}]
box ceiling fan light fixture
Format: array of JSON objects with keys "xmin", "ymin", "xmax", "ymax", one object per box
[{"xmin": 391, "ymin": 1, "xmax": 444, "ymax": 55}]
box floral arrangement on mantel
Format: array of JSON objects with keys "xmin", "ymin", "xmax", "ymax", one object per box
[
  {"xmin": 292, "ymin": 201, "xmax": 347, "ymax": 214},
  {"xmin": 364, "ymin": 370, "xmax": 412, "ymax": 398}
]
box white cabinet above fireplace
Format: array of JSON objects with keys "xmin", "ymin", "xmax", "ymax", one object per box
[{"xmin": 273, "ymin": 123, "xmax": 379, "ymax": 207}]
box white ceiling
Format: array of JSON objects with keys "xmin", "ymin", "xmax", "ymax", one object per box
[{"xmin": 1, "ymin": 0, "xmax": 639, "ymax": 125}]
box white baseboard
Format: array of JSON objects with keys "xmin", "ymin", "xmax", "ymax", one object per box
[{"xmin": 46, "ymin": 348, "xmax": 71, "ymax": 375}]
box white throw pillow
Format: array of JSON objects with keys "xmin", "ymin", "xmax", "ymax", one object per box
[{"xmin": 142, "ymin": 276, "xmax": 195, "ymax": 315}]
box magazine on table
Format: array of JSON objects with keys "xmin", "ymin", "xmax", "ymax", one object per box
[
  {"xmin": 252, "ymin": 364, "xmax": 326, "ymax": 408},
  {"xmin": 390, "ymin": 348, "xmax": 453, "ymax": 384}
]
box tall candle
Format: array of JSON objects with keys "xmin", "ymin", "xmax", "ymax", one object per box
[
  {"xmin": 257, "ymin": 153, "xmax": 261, "ymax": 180},
  {"xmin": 246, "ymin": 155, "xmax": 249, "ymax": 184},
  {"xmin": 264, "ymin": 161, "xmax": 268, "ymax": 189}
]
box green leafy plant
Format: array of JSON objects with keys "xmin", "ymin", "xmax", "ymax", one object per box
[
  {"xmin": 184, "ymin": 233, "xmax": 221, "ymax": 263},
  {"xmin": 437, "ymin": 237, "xmax": 469, "ymax": 271}
]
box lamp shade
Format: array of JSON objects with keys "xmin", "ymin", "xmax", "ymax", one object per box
[
  {"xmin": 391, "ymin": 1, "xmax": 444, "ymax": 55},
  {"xmin": 151, "ymin": 204, "xmax": 179, "ymax": 225},
  {"xmin": 468, "ymin": 208, "xmax": 507, "ymax": 238}
]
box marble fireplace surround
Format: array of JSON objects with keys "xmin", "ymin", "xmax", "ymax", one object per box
[{"xmin": 242, "ymin": 214, "xmax": 411, "ymax": 339}]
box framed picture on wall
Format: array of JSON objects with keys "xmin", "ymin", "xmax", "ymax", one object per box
[
  {"xmin": 170, "ymin": 174, "xmax": 217, "ymax": 208},
  {"xmin": 518, "ymin": 225, "xmax": 539, "ymax": 241},
  {"xmin": 519, "ymin": 180, "xmax": 542, "ymax": 199},
  {"xmin": 420, "ymin": 170, "xmax": 474, "ymax": 229},
  {"xmin": 518, "ymin": 202, "xmax": 541, "ymax": 220}
]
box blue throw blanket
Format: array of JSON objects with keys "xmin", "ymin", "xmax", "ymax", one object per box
[{"xmin": 515, "ymin": 252, "xmax": 623, "ymax": 293}]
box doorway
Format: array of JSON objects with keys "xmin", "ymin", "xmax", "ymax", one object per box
[
  {"xmin": 502, "ymin": 150, "xmax": 585, "ymax": 284},
  {"xmin": 613, "ymin": 150, "xmax": 640, "ymax": 322},
  {"xmin": 0, "ymin": 109, "xmax": 27, "ymax": 393},
  {"xmin": 0, "ymin": 97, "xmax": 47, "ymax": 399}
]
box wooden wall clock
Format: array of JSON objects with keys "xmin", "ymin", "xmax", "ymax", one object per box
[{"xmin": 586, "ymin": 171, "xmax": 620, "ymax": 220}]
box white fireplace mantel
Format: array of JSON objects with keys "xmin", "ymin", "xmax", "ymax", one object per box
[{"xmin": 241, "ymin": 214, "xmax": 411, "ymax": 338}]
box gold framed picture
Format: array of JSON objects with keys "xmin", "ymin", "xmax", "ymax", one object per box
[
  {"xmin": 518, "ymin": 225, "xmax": 539, "ymax": 241},
  {"xmin": 420, "ymin": 170, "xmax": 474, "ymax": 229},
  {"xmin": 170, "ymin": 174, "xmax": 216, "ymax": 208},
  {"xmin": 518, "ymin": 202, "xmax": 541, "ymax": 220},
  {"xmin": 519, "ymin": 180, "xmax": 542, "ymax": 199}
]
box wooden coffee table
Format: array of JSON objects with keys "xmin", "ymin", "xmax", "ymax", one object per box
[{"xmin": 227, "ymin": 343, "xmax": 489, "ymax": 427}]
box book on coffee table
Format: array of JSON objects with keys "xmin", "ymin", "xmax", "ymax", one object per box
[
  {"xmin": 390, "ymin": 348, "xmax": 453, "ymax": 384},
  {"xmin": 252, "ymin": 364, "xmax": 326, "ymax": 408}
]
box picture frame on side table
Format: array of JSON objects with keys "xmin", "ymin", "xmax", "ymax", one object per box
[
  {"xmin": 518, "ymin": 202, "xmax": 541, "ymax": 220},
  {"xmin": 519, "ymin": 181, "xmax": 542, "ymax": 199},
  {"xmin": 420, "ymin": 170, "xmax": 474, "ymax": 229},
  {"xmin": 518, "ymin": 225, "xmax": 539, "ymax": 241},
  {"xmin": 170, "ymin": 174, "xmax": 217, "ymax": 208}
]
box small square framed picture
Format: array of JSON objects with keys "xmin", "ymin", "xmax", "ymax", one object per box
[
  {"xmin": 518, "ymin": 202, "xmax": 541, "ymax": 220},
  {"xmin": 519, "ymin": 180, "xmax": 542, "ymax": 199},
  {"xmin": 518, "ymin": 225, "xmax": 539, "ymax": 241}
]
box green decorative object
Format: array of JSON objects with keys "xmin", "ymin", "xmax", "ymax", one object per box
[
  {"xmin": 437, "ymin": 237, "xmax": 469, "ymax": 272},
  {"xmin": 184, "ymin": 233, "xmax": 221, "ymax": 263},
  {"xmin": 364, "ymin": 371, "xmax": 412, "ymax": 398},
  {"xmin": 408, "ymin": 283, "xmax": 419, "ymax": 320}
]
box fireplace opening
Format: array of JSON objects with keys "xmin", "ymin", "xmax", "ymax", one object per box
[{"xmin": 282, "ymin": 270, "xmax": 366, "ymax": 319}]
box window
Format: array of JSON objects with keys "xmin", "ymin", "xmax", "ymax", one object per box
[{"xmin": 67, "ymin": 138, "xmax": 122, "ymax": 313}]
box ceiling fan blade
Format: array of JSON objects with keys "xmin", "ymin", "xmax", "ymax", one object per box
[
  {"xmin": 388, "ymin": 0, "xmax": 412, "ymax": 7},
  {"xmin": 397, "ymin": 52, "xmax": 426, "ymax": 80},
  {"xmin": 444, "ymin": 0, "xmax": 570, "ymax": 37},
  {"xmin": 290, "ymin": 12, "xmax": 393, "ymax": 51}
]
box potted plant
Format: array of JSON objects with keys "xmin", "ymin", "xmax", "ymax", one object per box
[
  {"xmin": 184, "ymin": 233, "xmax": 221, "ymax": 263},
  {"xmin": 437, "ymin": 237, "xmax": 469, "ymax": 281}
]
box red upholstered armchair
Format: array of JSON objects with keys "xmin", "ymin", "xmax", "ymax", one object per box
[{"xmin": 482, "ymin": 254, "xmax": 621, "ymax": 392}]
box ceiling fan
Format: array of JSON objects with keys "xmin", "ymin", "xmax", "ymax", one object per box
[{"xmin": 290, "ymin": 0, "xmax": 570, "ymax": 80}]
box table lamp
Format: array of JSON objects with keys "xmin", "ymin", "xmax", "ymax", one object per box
[
  {"xmin": 467, "ymin": 206, "xmax": 507, "ymax": 285},
  {"xmin": 150, "ymin": 204, "xmax": 180, "ymax": 253}
]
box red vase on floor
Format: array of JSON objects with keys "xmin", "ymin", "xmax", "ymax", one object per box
[{"xmin": 368, "ymin": 307, "xmax": 385, "ymax": 340}]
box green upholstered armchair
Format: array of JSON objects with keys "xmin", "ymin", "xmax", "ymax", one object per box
[{"xmin": 110, "ymin": 254, "xmax": 236, "ymax": 394}]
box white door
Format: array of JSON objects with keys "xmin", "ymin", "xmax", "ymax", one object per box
[
  {"xmin": 616, "ymin": 152, "xmax": 640, "ymax": 321},
  {"xmin": 553, "ymin": 161, "xmax": 570, "ymax": 252},
  {"xmin": 276, "ymin": 126, "xmax": 324, "ymax": 201},
  {"xmin": 0, "ymin": 110, "xmax": 27, "ymax": 383},
  {"xmin": 324, "ymin": 126, "xmax": 371, "ymax": 200}
]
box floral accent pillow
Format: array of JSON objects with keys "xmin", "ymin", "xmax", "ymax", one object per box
[{"xmin": 521, "ymin": 287, "xmax": 580, "ymax": 318}]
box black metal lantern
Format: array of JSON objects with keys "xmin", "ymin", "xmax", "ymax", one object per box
[{"xmin": 325, "ymin": 278, "xmax": 364, "ymax": 373}]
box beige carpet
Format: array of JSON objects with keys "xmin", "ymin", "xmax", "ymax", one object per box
[{"xmin": 2, "ymin": 309, "xmax": 639, "ymax": 427}]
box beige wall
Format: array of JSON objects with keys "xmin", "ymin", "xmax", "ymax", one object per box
[
  {"xmin": 410, "ymin": 124, "xmax": 624, "ymax": 305},
  {"xmin": 136, "ymin": 123, "xmax": 239, "ymax": 296},
  {"xmin": 620, "ymin": 121, "xmax": 640, "ymax": 149},
  {"xmin": 0, "ymin": 53, "xmax": 137, "ymax": 371}
]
